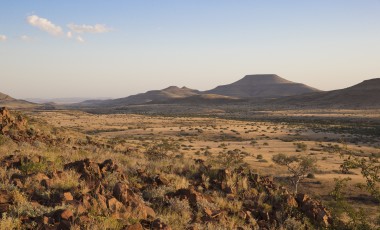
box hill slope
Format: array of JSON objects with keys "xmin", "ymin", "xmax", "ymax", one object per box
[
  {"xmin": 0, "ymin": 92, "xmax": 14, "ymax": 101},
  {"xmin": 75, "ymin": 86, "xmax": 201, "ymax": 107},
  {"xmin": 205, "ymin": 74, "xmax": 321, "ymax": 98},
  {"xmin": 154, "ymin": 94, "xmax": 244, "ymax": 104},
  {"xmin": 0, "ymin": 91, "xmax": 36, "ymax": 108},
  {"xmin": 277, "ymin": 78, "xmax": 380, "ymax": 108}
]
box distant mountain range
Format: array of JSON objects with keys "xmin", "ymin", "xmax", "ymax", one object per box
[
  {"xmin": 2, "ymin": 74, "xmax": 380, "ymax": 109},
  {"xmin": 25, "ymin": 97, "xmax": 113, "ymax": 104},
  {"xmin": 73, "ymin": 74, "xmax": 321, "ymax": 108}
]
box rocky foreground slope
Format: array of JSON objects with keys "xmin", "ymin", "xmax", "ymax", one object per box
[{"xmin": 0, "ymin": 107, "xmax": 335, "ymax": 229}]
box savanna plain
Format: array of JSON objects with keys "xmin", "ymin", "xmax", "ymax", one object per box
[{"xmin": 0, "ymin": 106, "xmax": 378, "ymax": 229}]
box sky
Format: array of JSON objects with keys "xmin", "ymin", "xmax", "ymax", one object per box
[{"xmin": 1, "ymin": 1, "xmax": 380, "ymax": 99}]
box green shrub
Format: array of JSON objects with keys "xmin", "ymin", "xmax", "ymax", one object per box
[{"xmin": 20, "ymin": 161, "xmax": 48, "ymax": 175}]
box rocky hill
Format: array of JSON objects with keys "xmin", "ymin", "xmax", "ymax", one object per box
[{"xmin": 205, "ymin": 74, "xmax": 321, "ymax": 98}]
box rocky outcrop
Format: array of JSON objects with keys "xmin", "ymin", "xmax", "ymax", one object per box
[
  {"xmin": 0, "ymin": 155, "xmax": 169, "ymax": 229},
  {"xmin": 0, "ymin": 107, "xmax": 27, "ymax": 135},
  {"xmin": 296, "ymin": 193, "xmax": 332, "ymax": 227}
]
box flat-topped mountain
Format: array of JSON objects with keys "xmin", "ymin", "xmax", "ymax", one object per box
[
  {"xmin": 205, "ymin": 74, "xmax": 321, "ymax": 98},
  {"xmin": 277, "ymin": 78, "xmax": 380, "ymax": 108}
]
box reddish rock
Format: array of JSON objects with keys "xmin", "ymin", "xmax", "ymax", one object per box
[
  {"xmin": 63, "ymin": 192, "xmax": 74, "ymax": 202},
  {"xmin": 96, "ymin": 194, "xmax": 108, "ymax": 212},
  {"xmin": 284, "ymin": 194, "xmax": 298, "ymax": 208},
  {"xmin": 64, "ymin": 158, "xmax": 102, "ymax": 183},
  {"xmin": 113, "ymin": 182, "xmax": 129, "ymax": 204},
  {"xmin": 107, "ymin": 197, "xmax": 124, "ymax": 213},
  {"xmin": 51, "ymin": 209, "xmax": 73, "ymax": 222},
  {"xmin": 144, "ymin": 205, "xmax": 156, "ymax": 219},
  {"xmin": 77, "ymin": 204, "xmax": 87, "ymax": 215}
]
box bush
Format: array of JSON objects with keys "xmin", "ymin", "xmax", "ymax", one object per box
[
  {"xmin": 20, "ymin": 161, "xmax": 48, "ymax": 175},
  {"xmin": 0, "ymin": 213, "xmax": 21, "ymax": 230},
  {"xmin": 256, "ymin": 154, "xmax": 263, "ymax": 160},
  {"xmin": 306, "ymin": 173, "xmax": 315, "ymax": 179}
]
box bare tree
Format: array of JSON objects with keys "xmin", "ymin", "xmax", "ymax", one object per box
[{"xmin": 272, "ymin": 153, "xmax": 318, "ymax": 193}]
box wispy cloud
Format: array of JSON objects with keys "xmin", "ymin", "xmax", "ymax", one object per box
[
  {"xmin": 27, "ymin": 15, "xmax": 63, "ymax": 36},
  {"xmin": 20, "ymin": 35, "xmax": 32, "ymax": 41},
  {"xmin": 67, "ymin": 23, "xmax": 111, "ymax": 34},
  {"xmin": 76, "ymin": 35, "xmax": 85, "ymax": 43},
  {"xmin": 25, "ymin": 15, "xmax": 110, "ymax": 43},
  {"xmin": 0, "ymin": 35, "xmax": 7, "ymax": 41}
]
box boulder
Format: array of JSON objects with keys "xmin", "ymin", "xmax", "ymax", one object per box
[{"xmin": 64, "ymin": 158, "xmax": 102, "ymax": 185}]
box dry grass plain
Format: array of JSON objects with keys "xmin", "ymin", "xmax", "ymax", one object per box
[{"xmin": 30, "ymin": 109, "xmax": 380, "ymax": 220}]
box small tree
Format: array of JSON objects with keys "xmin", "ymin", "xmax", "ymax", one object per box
[
  {"xmin": 341, "ymin": 154, "xmax": 380, "ymax": 201},
  {"xmin": 272, "ymin": 154, "xmax": 318, "ymax": 193}
]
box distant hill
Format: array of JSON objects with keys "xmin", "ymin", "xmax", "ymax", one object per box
[
  {"xmin": 0, "ymin": 92, "xmax": 36, "ymax": 109},
  {"xmin": 205, "ymin": 74, "xmax": 321, "ymax": 98},
  {"xmin": 153, "ymin": 94, "xmax": 244, "ymax": 104},
  {"xmin": 0, "ymin": 92, "xmax": 13, "ymax": 101},
  {"xmin": 75, "ymin": 86, "xmax": 200, "ymax": 107},
  {"xmin": 25, "ymin": 97, "xmax": 113, "ymax": 104},
  {"xmin": 276, "ymin": 78, "xmax": 380, "ymax": 108}
]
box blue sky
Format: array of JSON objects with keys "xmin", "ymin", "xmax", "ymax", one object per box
[{"xmin": 1, "ymin": 1, "xmax": 380, "ymax": 98}]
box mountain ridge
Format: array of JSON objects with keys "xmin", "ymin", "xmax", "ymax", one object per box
[{"xmin": 275, "ymin": 78, "xmax": 380, "ymax": 108}]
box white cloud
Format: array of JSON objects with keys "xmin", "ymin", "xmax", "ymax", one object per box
[
  {"xmin": 0, "ymin": 35, "xmax": 7, "ymax": 41},
  {"xmin": 67, "ymin": 31, "xmax": 72, "ymax": 39},
  {"xmin": 76, "ymin": 35, "xmax": 84, "ymax": 43},
  {"xmin": 27, "ymin": 15, "xmax": 63, "ymax": 36},
  {"xmin": 20, "ymin": 35, "xmax": 32, "ymax": 41},
  {"xmin": 67, "ymin": 23, "xmax": 111, "ymax": 34}
]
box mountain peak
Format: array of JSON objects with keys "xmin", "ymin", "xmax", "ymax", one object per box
[
  {"xmin": 237, "ymin": 74, "xmax": 293, "ymax": 85},
  {"xmin": 163, "ymin": 86, "xmax": 180, "ymax": 90}
]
